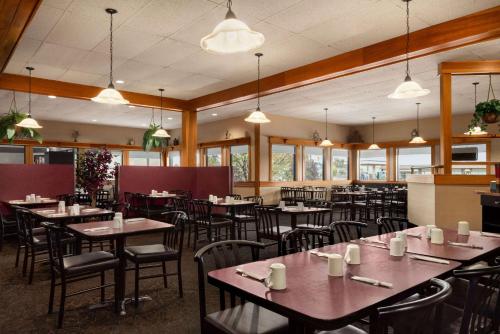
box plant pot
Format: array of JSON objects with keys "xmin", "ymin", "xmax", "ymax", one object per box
[{"xmin": 482, "ymin": 112, "xmax": 498, "ymax": 124}]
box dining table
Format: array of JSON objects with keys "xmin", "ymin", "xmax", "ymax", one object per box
[
  {"xmin": 29, "ymin": 206, "xmax": 114, "ymax": 224},
  {"xmin": 362, "ymin": 226, "xmax": 500, "ymax": 265},
  {"xmin": 6, "ymin": 198, "xmax": 59, "ymax": 208},
  {"xmin": 66, "ymin": 218, "xmax": 173, "ymax": 315},
  {"xmin": 341, "ymin": 191, "xmax": 369, "ymax": 220},
  {"xmin": 279, "ymin": 206, "xmax": 332, "ymax": 229},
  {"xmin": 207, "ymin": 242, "xmax": 461, "ymax": 333},
  {"xmin": 212, "ymin": 200, "xmax": 257, "ymax": 239}
]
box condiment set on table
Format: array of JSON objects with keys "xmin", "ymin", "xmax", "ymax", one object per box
[{"xmin": 25, "ymin": 194, "xmax": 43, "ymax": 203}]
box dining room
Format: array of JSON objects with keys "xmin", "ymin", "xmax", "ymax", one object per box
[{"xmin": 0, "ymin": 0, "xmax": 499, "ymax": 333}]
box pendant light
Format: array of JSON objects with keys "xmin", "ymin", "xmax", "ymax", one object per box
[
  {"xmin": 409, "ymin": 102, "xmax": 427, "ymax": 144},
  {"xmin": 245, "ymin": 53, "xmax": 270, "ymax": 123},
  {"xmin": 388, "ymin": 0, "xmax": 429, "ymax": 99},
  {"xmin": 319, "ymin": 108, "xmax": 333, "ymax": 147},
  {"xmin": 91, "ymin": 8, "xmax": 129, "ymax": 105},
  {"xmin": 368, "ymin": 117, "xmax": 380, "ymax": 150},
  {"xmin": 16, "ymin": 67, "xmax": 42, "ymax": 129},
  {"xmin": 200, "ymin": 0, "xmax": 265, "ymax": 54},
  {"xmin": 465, "ymin": 81, "xmax": 488, "ymax": 136},
  {"xmin": 152, "ymin": 88, "xmax": 170, "ymax": 138}
]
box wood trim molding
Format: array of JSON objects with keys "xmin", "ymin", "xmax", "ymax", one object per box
[
  {"xmin": 0, "ymin": 0, "xmax": 41, "ymax": 72},
  {"xmin": 189, "ymin": 6, "xmax": 500, "ymax": 110},
  {"xmin": 197, "ymin": 137, "xmax": 251, "ymax": 148},
  {"xmin": 440, "ymin": 73, "xmax": 453, "ymax": 175},
  {"xmin": 439, "ymin": 60, "xmax": 500, "ymax": 74},
  {"xmin": 406, "ymin": 174, "xmax": 495, "ymax": 185},
  {"xmin": 181, "ymin": 110, "xmax": 197, "ymax": 166},
  {"xmin": 268, "ymin": 136, "xmax": 348, "ymax": 148},
  {"xmin": 254, "ymin": 124, "xmax": 261, "ymax": 195},
  {"xmin": 1, "ymin": 138, "xmax": 156, "ymax": 151}
]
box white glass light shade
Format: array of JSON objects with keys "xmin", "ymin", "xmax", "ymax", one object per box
[
  {"xmin": 244, "ymin": 109, "xmax": 270, "ymax": 123},
  {"xmin": 319, "ymin": 139, "xmax": 333, "ymax": 147},
  {"xmin": 409, "ymin": 136, "xmax": 427, "ymax": 144},
  {"xmin": 464, "ymin": 127, "xmax": 488, "ymax": 136},
  {"xmin": 91, "ymin": 87, "xmax": 129, "ymax": 105},
  {"xmin": 16, "ymin": 116, "xmax": 42, "ymax": 129},
  {"xmin": 152, "ymin": 128, "xmax": 170, "ymax": 138},
  {"xmin": 368, "ymin": 143, "xmax": 381, "ymax": 150},
  {"xmin": 201, "ymin": 17, "xmax": 265, "ymax": 54},
  {"xmin": 388, "ymin": 77, "xmax": 430, "ymax": 99}
]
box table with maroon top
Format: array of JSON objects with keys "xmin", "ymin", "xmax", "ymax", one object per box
[
  {"xmin": 364, "ymin": 226, "xmax": 500, "ymax": 265},
  {"xmin": 66, "ymin": 218, "xmax": 173, "ymax": 314},
  {"xmin": 29, "ymin": 206, "xmax": 114, "ymax": 224},
  {"xmin": 279, "ymin": 206, "xmax": 332, "ymax": 229},
  {"xmin": 208, "ymin": 242, "xmax": 461, "ymax": 332},
  {"xmin": 212, "ymin": 200, "xmax": 257, "ymax": 239},
  {"xmin": 6, "ymin": 198, "xmax": 58, "ymax": 208}
]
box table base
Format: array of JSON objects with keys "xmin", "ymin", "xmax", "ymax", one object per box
[{"xmin": 120, "ymin": 295, "xmax": 152, "ymax": 315}]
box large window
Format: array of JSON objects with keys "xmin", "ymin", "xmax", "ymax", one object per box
[
  {"xmin": 168, "ymin": 151, "xmax": 181, "ymax": 167},
  {"xmin": 206, "ymin": 147, "xmax": 222, "ymax": 167},
  {"xmin": 397, "ymin": 146, "xmax": 432, "ymax": 180},
  {"xmin": 452, "ymin": 143, "xmax": 487, "ymax": 175},
  {"xmin": 358, "ymin": 149, "xmax": 387, "ymax": 180},
  {"xmin": 33, "ymin": 147, "xmax": 76, "ymax": 165},
  {"xmin": 129, "ymin": 151, "xmax": 161, "ymax": 166},
  {"xmin": 0, "ymin": 145, "xmax": 24, "ymax": 164},
  {"xmin": 271, "ymin": 144, "xmax": 296, "ymax": 181},
  {"xmin": 303, "ymin": 146, "xmax": 324, "ymax": 180},
  {"xmin": 230, "ymin": 145, "xmax": 249, "ymax": 182},
  {"xmin": 331, "ymin": 149, "xmax": 349, "ymax": 180}
]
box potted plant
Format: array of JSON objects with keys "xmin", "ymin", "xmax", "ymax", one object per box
[
  {"xmin": 0, "ymin": 107, "xmax": 43, "ymax": 143},
  {"xmin": 76, "ymin": 149, "xmax": 115, "ymax": 207}
]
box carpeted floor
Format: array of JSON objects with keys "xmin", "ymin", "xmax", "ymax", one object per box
[{"xmin": 0, "ymin": 216, "xmax": 379, "ymax": 334}]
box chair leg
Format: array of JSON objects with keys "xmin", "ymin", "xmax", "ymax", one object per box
[
  {"xmin": 134, "ymin": 263, "xmax": 140, "ymax": 308},
  {"xmin": 186, "ymin": 221, "xmax": 192, "ymax": 247},
  {"xmin": 177, "ymin": 259, "xmax": 183, "ymax": 298},
  {"xmin": 57, "ymin": 282, "xmax": 66, "ymax": 328},
  {"xmin": 28, "ymin": 247, "xmax": 36, "ymax": 284},
  {"xmin": 162, "ymin": 261, "xmax": 168, "ymax": 288},
  {"xmin": 100, "ymin": 271, "xmax": 106, "ymax": 303},
  {"xmin": 193, "ymin": 225, "xmax": 198, "ymax": 251},
  {"xmin": 15, "ymin": 243, "xmax": 21, "ymax": 268},
  {"xmin": 114, "ymin": 267, "xmax": 119, "ymax": 314},
  {"xmin": 48, "ymin": 272, "xmax": 55, "ymax": 314},
  {"xmin": 22, "ymin": 245, "xmax": 28, "ymax": 276}
]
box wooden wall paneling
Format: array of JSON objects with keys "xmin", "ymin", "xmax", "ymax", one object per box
[
  {"xmin": 181, "ymin": 110, "xmax": 197, "ymax": 167},
  {"xmin": 440, "ymin": 73, "xmax": 453, "ymax": 174},
  {"xmin": 254, "ymin": 124, "xmax": 260, "ymax": 195}
]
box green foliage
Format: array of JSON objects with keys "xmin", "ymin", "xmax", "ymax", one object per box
[
  {"xmin": 231, "ymin": 152, "xmax": 249, "ymax": 181},
  {"xmin": 0, "ymin": 109, "xmax": 43, "ymax": 143},
  {"xmin": 304, "ymin": 157, "xmax": 322, "ymax": 180},
  {"xmin": 272, "ymin": 152, "xmax": 294, "ymax": 181},
  {"xmin": 468, "ymin": 99, "xmax": 500, "ymax": 131},
  {"xmin": 142, "ymin": 124, "xmax": 168, "ymax": 151}
]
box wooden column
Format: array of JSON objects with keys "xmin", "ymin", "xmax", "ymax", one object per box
[
  {"xmin": 181, "ymin": 110, "xmax": 197, "ymax": 167},
  {"xmin": 254, "ymin": 124, "xmax": 261, "ymax": 196},
  {"xmin": 440, "ymin": 73, "xmax": 452, "ymax": 174}
]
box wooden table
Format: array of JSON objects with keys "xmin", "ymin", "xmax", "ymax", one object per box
[
  {"xmin": 213, "ymin": 200, "xmax": 256, "ymax": 239},
  {"xmin": 364, "ymin": 226, "xmax": 500, "ymax": 265},
  {"xmin": 30, "ymin": 206, "xmax": 114, "ymax": 224},
  {"xmin": 66, "ymin": 218, "xmax": 173, "ymax": 314},
  {"xmin": 208, "ymin": 242, "xmax": 461, "ymax": 332},
  {"xmin": 6, "ymin": 198, "xmax": 58, "ymax": 208},
  {"xmin": 280, "ymin": 206, "xmax": 331, "ymax": 229}
]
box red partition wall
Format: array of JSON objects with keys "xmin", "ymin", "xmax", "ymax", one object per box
[
  {"xmin": 118, "ymin": 166, "xmax": 231, "ymax": 200},
  {"xmin": 0, "ymin": 164, "xmax": 75, "ymax": 213}
]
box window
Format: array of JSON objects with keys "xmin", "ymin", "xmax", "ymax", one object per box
[
  {"xmin": 110, "ymin": 150, "xmax": 122, "ymax": 167},
  {"xmin": 331, "ymin": 149, "xmax": 349, "ymax": 180},
  {"xmin": 397, "ymin": 146, "xmax": 432, "ymax": 180},
  {"xmin": 168, "ymin": 151, "xmax": 181, "ymax": 167},
  {"xmin": 129, "ymin": 151, "xmax": 162, "ymax": 166},
  {"xmin": 206, "ymin": 147, "xmax": 222, "ymax": 166},
  {"xmin": 358, "ymin": 149, "xmax": 387, "ymax": 180},
  {"xmin": 452, "ymin": 143, "xmax": 487, "ymax": 175},
  {"xmin": 196, "ymin": 150, "xmax": 200, "ymax": 166},
  {"xmin": 0, "ymin": 145, "xmax": 24, "ymax": 164},
  {"xmin": 271, "ymin": 144, "xmax": 296, "ymax": 181},
  {"xmin": 303, "ymin": 146, "xmax": 324, "ymax": 180},
  {"xmin": 33, "ymin": 147, "xmax": 76, "ymax": 165},
  {"xmin": 230, "ymin": 145, "xmax": 249, "ymax": 182}
]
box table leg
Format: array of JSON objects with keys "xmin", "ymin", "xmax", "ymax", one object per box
[
  {"xmin": 230, "ymin": 207, "xmax": 237, "ymax": 240},
  {"xmin": 350, "ymin": 196, "xmax": 355, "ymax": 221},
  {"xmin": 291, "ymin": 215, "xmax": 297, "ymax": 229},
  {"xmin": 288, "ymin": 319, "xmax": 306, "ymax": 334}
]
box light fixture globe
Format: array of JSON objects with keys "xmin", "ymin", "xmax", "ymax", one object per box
[
  {"xmin": 16, "ymin": 115, "xmax": 42, "ymax": 129},
  {"xmin": 409, "ymin": 136, "xmax": 427, "ymax": 144},
  {"xmin": 368, "ymin": 143, "xmax": 381, "ymax": 150},
  {"xmin": 245, "ymin": 109, "xmax": 270, "ymax": 123},
  {"xmin": 201, "ymin": 1, "xmax": 264, "ymax": 54},
  {"xmin": 388, "ymin": 76, "xmax": 430, "ymax": 99},
  {"xmin": 152, "ymin": 128, "xmax": 170, "ymax": 138},
  {"xmin": 319, "ymin": 139, "xmax": 333, "ymax": 147},
  {"xmin": 91, "ymin": 85, "xmax": 129, "ymax": 105}
]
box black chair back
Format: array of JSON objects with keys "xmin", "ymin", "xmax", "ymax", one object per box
[
  {"xmin": 170, "ymin": 189, "xmax": 192, "ymax": 199},
  {"xmin": 228, "ymin": 194, "xmax": 242, "ymax": 200},
  {"xmin": 42, "ymin": 222, "xmax": 68, "ymax": 278},
  {"xmin": 330, "ymin": 221, "xmax": 368, "ymax": 243},
  {"xmin": 96, "ymin": 190, "xmax": 110, "ymax": 208},
  {"xmin": 57, "ymin": 194, "xmax": 75, "ymax": 206},
  {"xmin": 192, "ymin": 200, "xmax": 213, "ymax": 227},
  {"xmin": 376, "ymin": 217, "xmax": 411, "ymax": 235},
  {"xmin": 255, "ymin": 206, "xmax": 283, "ymax": 241},
  {"xmin": 162, "ymin": 211, "xmax": 186, "ymax": 255},
  {"xmin": 281, "ymin": 227, "xmax": 333, "ymax": 255},
  {"xmin": 243, "ymin": 196, "xmax": 263, "ymax": 205},
  {"xmin": 15, "ymin": 208, "xmax": 38, "ymax": 245}
]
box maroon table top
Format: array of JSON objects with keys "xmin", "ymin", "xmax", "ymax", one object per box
[
  {"xmin": 7, "ymin": 199, "xmax": 58, "ymax": 206},
  {"xmin": 280, "ymin": 207, "xmax": 331, "ymax": 215},
  {"xmin": 365, "ymin": 226, "xmax": 500, "ymax": 263},
  {"xmin": 212, "ymin": 200, "xmax": 256, "ymax": 207},
  {"xmin": 30, "ymin": 206, "xmax": 113, "ymax": 219},
  {"xmin": 146, "ymin": 193, "xmax": 178, "ymax": 198},
  {"xmin": 208, "ymin": 242, "xmax": 460, "ymax": 329},
  {"xmin": 66, "ymin": 218, "xmax": 173, "ymax": 240}
]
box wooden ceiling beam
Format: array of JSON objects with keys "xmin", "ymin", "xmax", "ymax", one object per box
[
  {"xmin": 0, "ymin": 73, "xmax": 190, "ymax": 111},
  {"xmin": 0, "ymin": 0, "xmax": 41, "ymax": 72},
  {"xmin": 439, "ymin": 60, "xmax": 500, "ymax": 74},
  {"xmin": 189, "ymin": 6, "xmax": 500, "ymax": 111}
]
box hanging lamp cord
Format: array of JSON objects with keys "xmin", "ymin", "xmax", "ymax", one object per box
[
  {"xmin": 28, "ymin": 68, "xmax": 32, "ymax": 116},
  {"xmin": 150, "ymin": 108, "xmax": 155, "ymax": 125},
  {"xmin": 487, "ymin": 74, "xmax": 496, "ymax": 100},
  {"xmin": 109, "ymin": 11, "xmax": 114, "ymax": 87},
  {"xmin": 324, "ymin": 108, "xmax": 328, "ymax": 139},
  {"xmin": 404, "ymin": 0, "xmax": 411, "ymax": 79},
  {"xmin": 159, "ymin": 89, "xmax": 164, "ymax": 129},
  {"xmin": 257, "ymin": 54, "xmax": 261, "ymax": 110},
  {"xmin": 473, "ymin": 82, "xmax": 478, "ymax": 106},
  {"xmin": 372, "ymin": 117, "xmax": 375, "ymax": 144},
  {"xmin": 416, "ymin": 103, "xmax": 420, "ymax": 133}
]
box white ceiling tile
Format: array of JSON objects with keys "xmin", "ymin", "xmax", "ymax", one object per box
[
  {"xmin": 69, "ymin": 51, "xmax": 127, "ymax": 75},
  {"xmin": 30, "ymin": 42, "xmax": 87, "ymax": 69},
  {"xmin": 25, "ymin": 63, "xmax": 67, "ymax": 80},
  {"xmin": 133, "ymin": 38, "xmax": 199, "ymax": 67},
  {"xmin": 23, "ymin": 4, "xmax": 64, "ymax": 41},
  {"xmin": 9, "ymin": 38, "xmax": 41, "ymax": 63},
  {"xmin": 58, "ymin": 70, "xmax": 104, "ymax": 85},
  {"xmin": 171, "ymin": 74, "xmax": 224, "ymax": 91},
  {"xmin": 3, "ymin": 61, "xmax": 26, "ymax": 75},
  {"xmin": 114, "ymin": 60, "xmax": 164, "ymax": 82},
  {"xmin": 42, "ymin": 0, "xmax": 73, "ymax": 10}
]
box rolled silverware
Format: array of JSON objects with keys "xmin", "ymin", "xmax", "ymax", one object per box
[
  {"xmin": 447, "ymin": 241, "xmax": 483, "ymax": 249},
  {"xmin": 350, "ymin": 275, "xmax": 393, "ymax": 288}
]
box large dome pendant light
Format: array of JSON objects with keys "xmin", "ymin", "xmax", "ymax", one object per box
[
  {"xmin": 465, "ymin": 81, "xmax": 488, "ymax": 136},
  {"xmin": 319, "ymin": 108, "xmax": 333, "ymax": 147},
  {"xmin": 200, "ymin": 0, "xmax": 265, "ymax": 54},
  {"xmin": 409, "ymin": 102, "xmax": 427, "ymax": 144},
  {"xmin": 91, "ymin": 8, "xmax": 129, "ymax": 105},
  {"xmin": 152, "ymin": 88, "xmax": 170, "ymax": 138},
  {"xmin": 245, "ymin": 53, "xmax": 270, "ymax": 123},
  {"xmin": 368, "ymin": 117, "xmax": 380, "ymax": 150},
  {"xmin": 16, "ymin": 67, "xmax": 42, "ymax": 129},
  {"xmin": 388, "ymin": 0, "xmax": 429, "ymax": 99}
]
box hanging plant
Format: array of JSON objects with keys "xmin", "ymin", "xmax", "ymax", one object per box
[
  {"xmin": 0, "ymin": 92, "xmax": 43, "ymax": 143},
  {"xmin": 142, "ymin": 107, "xmax": 168, "ymax": 151},
  {"xmin": 468, "ymin": 75, "xmax": 499, "ymax": 131}
]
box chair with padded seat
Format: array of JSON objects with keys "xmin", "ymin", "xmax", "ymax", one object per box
[
  {"xmin": 194, "ymin": 240, "xmax": 289, "ymax": 334},
  {"xmin": 0, "ymin": 209, "xmax": 17, "ymax": 251},
  {"xmin": 280, "ymin": 227, "xmax": 333, "ymax": 255},
  {"xmin": 125, "ymin": 211, "xmax": 186, "ymax": 306},
  {"xmin": 297, "ymin": 200, "xmax": 333, "ymax": 229},
  {"xmin": 173, "ymin": 197, "xmax": 194, "ymax": 247},
  {"xmin": 330, "ymin": 221, "xmax": 368, "ymax": 243},
  {"xmin": 255, "ymin": 206, "xmax": 291, "ymax": 256},
  {"xmin": 192, "ymin": 200, "xmax": 233, "ymax": 250},
  {"xmin": 319, "ymin": 278, "xmax": 451, "ymax": 334},
  {"xmin": 42, "ymin": 222, "xmax": 119, "ymax": 328}
]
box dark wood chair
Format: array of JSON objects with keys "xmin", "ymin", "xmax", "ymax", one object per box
[
  {"xmin": 330, "ymin": 189, "xmax": 351, "ymax": 221},
  {"xmin": 376, "ymin": 217, "xmax": 413, "ymax": 235},
  {"xmin": 280, "ymin": 187, "xmax": 295, "ymax": 205},
  {"xmin": 81, "ymin": 212, "xmax": 115, "ymax": 252},
  {"xmin": 319, "ymin": 278, "xmax": 451, "ymax": 334},
  {"xmin": 330, "ymin": 221, "xmax": 368, "ymax": 243},
  {"xmin": 96, "ymin": 189, "xmax": 111, "ymax": 208},
  {"xmin": 192, "ymin": 200, "xmax": 232, "ymax": 250},
  {"xmin": 173, "ymin": 197, "xmax": 194, "ymax": 247},
  {"xmin": 194, "ymin": 240, "xmax": 289, "ymax": 334},
  {"xmin": 298, "ymin": 200, "xmax": 333, "ymax": 228},
  {"xmin": 280, "ymin": 227, "xmax": 334, "ymax": 255},
  {"xmin": 136, "ymin": 193, "xmax": 171, "ymax": 219},
  {"xmin": 125, "ymin": 211, "xmax": 186, "ymax": 306},
  {"xmin": 56, "ymin": 193, "xmax": 75, "ymax": 206},
  {"xmin": 42, "ymin": 222, "xmax": 119, "ymax": 328},
  {"xmin": 255, "ymin": 205, "xmax": 291, "ymax": 255},
  {"xmin": 75, "ymin": 192, "xmax": 92, "ymax": 206},
  {"xmin": 390, "ymin": 189, "xmax": 407, "ymax": 218},
  {"xmin": 0, "ymin": 209, "xmax": 17, "ymax": 251}
]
